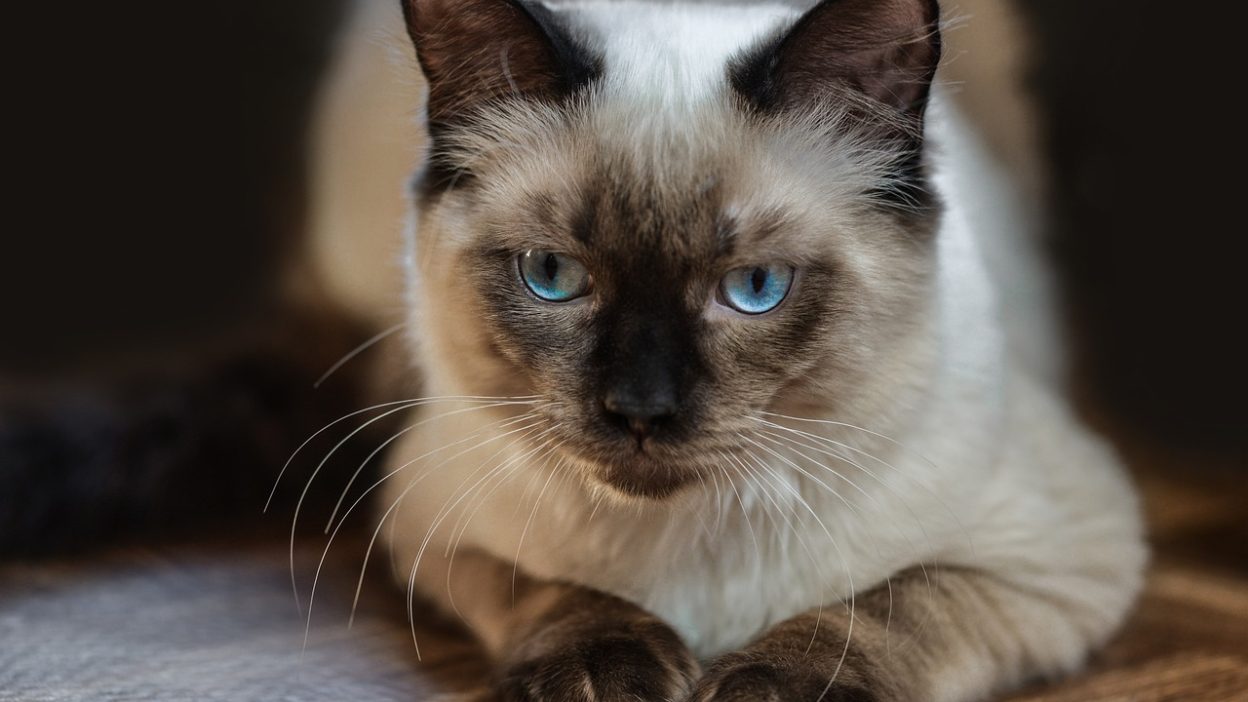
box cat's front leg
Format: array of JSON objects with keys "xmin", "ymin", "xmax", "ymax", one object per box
[
  {"xmin": 689, "ymin": 605, "xmax": 898, "ymax": 702},
  {"xmin": 422, "ymin": 549, "xmax": 699, "ymax": 702},
  {"xmin": 691, "ymin": 565, "xmax": 1127, "ymax": 702}
]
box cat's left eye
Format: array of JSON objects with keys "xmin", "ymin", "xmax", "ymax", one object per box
[
  {"xmin": 518, "ymin": 250, "xmax": 592, "ymax": 302},
  {"xmin": 718, "ymin": 264, "xmax": 795, "ymax": 315}
]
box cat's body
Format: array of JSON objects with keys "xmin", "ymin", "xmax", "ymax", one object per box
[
  {"xmin": 322, "ymin": 0, "xmax": 1145, "ymax": 699},
  {"xmin": 385, "ymin": 95, "xmax": 1137, "ymax": 657}
]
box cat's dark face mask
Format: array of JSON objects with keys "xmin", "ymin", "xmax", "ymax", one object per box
[
  {"xmin": 463, "ymin": 172, "xmax": 846, "ymax": 499},
  {"xmin": 445, "ymin": 145, "xmax": 935, "ymax": 499}
]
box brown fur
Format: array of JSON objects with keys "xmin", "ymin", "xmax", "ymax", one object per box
[
  {"xmin": 417, "ymin": 549, "xmax": 699, "ymax": 701},
  {"xmin": 396, "ymin": 1, "xmax": 962, "ymax": 699},
  {"xmin": 692, "ymin": 568, "xmax": 957, "ymax": 701},
  {"xmin": 414, "ymin": 93, "xmax": 939, "ymax": 500},
  {"xmin": 403, "ymin": 0, "xmax": 592, "ymax": 129}
]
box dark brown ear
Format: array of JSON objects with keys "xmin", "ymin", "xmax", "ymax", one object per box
[
  {"xmin": 402, "ymin": 0, "xmax": 600, "ymax": 131},
  {"xmin": 731, "ymin": 0, "xmax": 942, "ymax": 121},
  {"xmin": 731, "ymin": 0, "xmax": 942, "ymax": 210}
]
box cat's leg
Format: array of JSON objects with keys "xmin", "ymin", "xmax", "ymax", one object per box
[
  {"xmin": 691, "ymin": 565, "xmax": 1128, "ymax": 702},
  {"xmin": 414, "ymin": 548, "xmax": 699, "ymax": 702}
]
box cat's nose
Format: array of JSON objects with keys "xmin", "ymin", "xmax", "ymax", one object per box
[{"xmin": 603, "ymin": 391, "xmax": 678, "ymax": 443}]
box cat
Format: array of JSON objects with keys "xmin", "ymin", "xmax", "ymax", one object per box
[{"xmin": 339, "ymin": 1, "xmax": 1148, "ymax": 699}]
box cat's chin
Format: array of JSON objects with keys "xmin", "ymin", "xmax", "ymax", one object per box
[{"xmin": 585, "ymin": 456, "xmax": 698, "ymax": 502}]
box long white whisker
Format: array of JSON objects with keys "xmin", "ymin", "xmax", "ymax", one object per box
[
  {"xmin": 442, "ymin": 412, "xmax": 557, "ymax": 558},
  {"xmin": 586, "ymin": 490, "xmax": 605, "ymax": 525},
  {"xmin": 364, "ymin": 414, "xmax": 551, "ymax": 617},
  {"xmin": 739, "ymin": 448, "xmax": 854, "ymax": 696},
  {"xmin": 446, "ymin": 441, "xmax": 564, "ymax": 623},
  {"xmin": 270, "ymin": 398, "xmax": 424, "ymax": 513},
  {"xmin": 758, "ymin": 409, "xmax": 967, "ymax": 540},
  {"xmin": 510, "ymin": 443, "xmax": 567, "ymax": 604},
  {"xmin": 314, "ymin": 322, "xmax": 407, "ymax": 389},
  {"xmin": 753, "ymin": 415, "xmax": 972, "ymax": 558},
  {"xmin": 753, "ymin": 418, "xmax": 945, "ymax": 627},
  {"xmin": 733, "ymin": 449, "xmax": 831, "ymax": 658},
  {"xmin": 715, "ymin": 450, "xmax": 760, "ymax": 556},
  {"xmin": 750, "ymin": 427, "xmax": 911, "ymax": 580},
  {"xmin": 740, "ymin": 434, "xmax": 861, "ymax": 517},
  {"xmin": 445, "ymin": 438, "xmax": 561, "ymax": 590},
  {"xmin": 271, "ymin": 396, "xmax": 452, "ymax": 614},
  {"xmin": 752, "ymin": 419, "xmax": 939, "ymax": 644},
  {"xmin": 290, "ymin": 399, "xmax": 535, "ymax": 610},
  {"xmin": 753, "ymin": 424, "xmax": 941, "ymax": 678},
  {"xmin": 301, "ymin": 417, "xmax": 546, "ymax": 650},
  {"xmin": 354, "ymin": 418, "xmax": 549, "ymax": 628},
  {"xmin": 268, "ymin": 394, "xmax": 540, "ymax": 511},
  {"xmin": 707, "ymin": 457, "xmax": 726, "ymax": 535},
  {"xmin": 690, "ymin": 464, "xmax": 715, "ymax": 539},
  {"xmin": 330, "ymin": 408, "xmax": 540, "ymax": 532},
  {"xmin": 406, "ymin": 425, "xmax": 563, "ymax": 657}
]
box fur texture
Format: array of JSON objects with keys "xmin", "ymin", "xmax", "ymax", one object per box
[{"xmin": 320, "ymin": 1, "xmax": 1150, "ymax": 699}]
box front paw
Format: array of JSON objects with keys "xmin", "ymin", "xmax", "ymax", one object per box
[
  {"xmin": 689, "ymin": 653, "xmax": 877, "ymax": 702},
  {"xmin": 497, "ymin": 617, "xmax": 698, "ymax": 701}
]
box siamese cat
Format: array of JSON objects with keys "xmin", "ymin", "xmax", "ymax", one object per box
[{"xmin": 324, "ymin": 1, "xmax": 1146, "ymax": 699}]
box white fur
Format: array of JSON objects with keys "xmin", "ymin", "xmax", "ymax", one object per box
[
  {"xmin": 570, "ymin": 2, "xmax": 795, "ymax": 104},
  {"xmin": 332, "ymin": 0, "xmax": 1146, "ymax": 690}
]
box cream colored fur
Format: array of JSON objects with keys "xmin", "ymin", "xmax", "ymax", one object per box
[{"xmin": 311, "ymin": 1, "xmax": 1144, "ymax": 699}]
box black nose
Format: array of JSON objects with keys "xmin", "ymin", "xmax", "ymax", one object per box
[{"xmin": 603, "ymin": 391, "xmax": 678, "ymax": 442}]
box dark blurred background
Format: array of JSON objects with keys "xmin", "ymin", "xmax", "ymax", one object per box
[
  {"xmin": 4, "ymin": 1, "xmax": 346, "ymax": 380},
  {"xmin": 1, "ymin": 1, "xmax": 359, "ymax": 554},
  {"xmin": 1013, "ymin": 1, "xmax": 1246, "ymax": 458},
  {"xmin": 1, "ymin": 0, "xmax": 1243, "ymax": 549}
]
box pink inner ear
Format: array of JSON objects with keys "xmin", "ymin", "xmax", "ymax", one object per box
[
  {"xmin": 775, "ymin": 0, "xmax": 941, "ymax": 114},
  {"xmin": 406, "ymin": 0, "xmax": 564, "ymax": 124}
]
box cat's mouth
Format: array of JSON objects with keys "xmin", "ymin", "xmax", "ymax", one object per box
[
  {"xmin": 560, "ymin": 443, "xmax": 711, "ymax": 501},
  {"xmin": 538, "ymin": 406, "xmax": 733, "ymax": 500}
]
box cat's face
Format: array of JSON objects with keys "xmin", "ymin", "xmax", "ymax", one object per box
[{"xmin": 403, "ymin": 0, "xmax": 943, "ymax": 499}]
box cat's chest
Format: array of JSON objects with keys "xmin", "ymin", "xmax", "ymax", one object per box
[
  {"xmin": 476, "ymin": 478, "xmax": 902, "ymax": 657},
  {"xmin": 386, "ymin": 413, "xmax": 978, "ymax": 657}
]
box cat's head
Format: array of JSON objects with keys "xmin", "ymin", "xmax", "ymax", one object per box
[{"xmin": 400, "ymin": 0, "xmax": 943, "ymax": 500}]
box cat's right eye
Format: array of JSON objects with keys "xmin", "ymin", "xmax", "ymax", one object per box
[{"xmin": 518, "ymin": 250, "xmax": 592, "ymax": 302}]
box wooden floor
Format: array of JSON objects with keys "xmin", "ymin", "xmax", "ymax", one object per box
[{"xmin": 2, "ymin": 448, "xmax": 1246, "ymax": 701}]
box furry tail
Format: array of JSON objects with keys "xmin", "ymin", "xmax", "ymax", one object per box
[{"xmin": 0, "ymin": 316, "xmax": 390, "ymax": 559}]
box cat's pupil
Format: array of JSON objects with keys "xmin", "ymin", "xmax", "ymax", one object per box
[
  {"xmin": 751, "ymin": 268, "xmax": 767, "ymax": 294},
  {"xmin": 544, "ymin": 253, "xmax": 559, "ymax": 282}
]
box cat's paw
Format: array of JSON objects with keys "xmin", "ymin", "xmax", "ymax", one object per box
[
  {"xmin": 688, "ymin": 653, "xmax": 878, "ymax": 702},
  {"xmin": 495, "ymin": 616, "xmax": 698, "ymax": 702}
]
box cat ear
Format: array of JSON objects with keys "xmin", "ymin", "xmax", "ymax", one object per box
[
  {"xmin": 401, "ymin": 0, "xmax": 599, "ymax": 131},
  {"xmin": 731, "ymin": 0, "xmax": 942, "ymax": 122}
]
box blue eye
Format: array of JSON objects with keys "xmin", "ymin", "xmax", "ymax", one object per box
[
  {"xmin": 519, "ymin": 250, "xmax": 592, "ymax": 302},
  {"xmin": 719, "ymin": 264, "xmax": 795, "ymax": 314}
]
